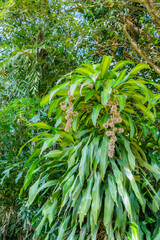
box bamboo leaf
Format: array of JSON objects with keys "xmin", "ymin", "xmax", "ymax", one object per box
[
  {"xmin": 26, "ymin": 180, "xmax": 58, "ymax": 207},
  {"xmin": 26, "ymin": 178, "xmax": 40, "ymax": 207}
]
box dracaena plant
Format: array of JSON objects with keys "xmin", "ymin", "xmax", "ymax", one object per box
[{"xmin": 20, "ymin": 56, "xmax": 160, "ymax": 240}]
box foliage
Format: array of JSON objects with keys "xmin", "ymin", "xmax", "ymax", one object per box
[
  {"xmin": 0, "ymin": 98, "xmax": 42, "ymax": 239},
  {"xmin": 21, "ymin": 57, "xmax": 160, "ymax": 239}
]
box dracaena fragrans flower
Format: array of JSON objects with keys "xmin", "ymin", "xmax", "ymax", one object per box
[
  {"xmin": 60, "ymin": 90, "xmax": 78, "ymax": 132},
  {"xmin": 103, "ymin": 96, "xmax": 124, "ymax": 158}
]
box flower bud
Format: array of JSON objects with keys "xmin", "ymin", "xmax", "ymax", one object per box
[
  {"xmin": 119, "ymin": 128, "xmax": 124, "ymax": 133},
  {"xmin": 108, "ymin": 151, "xmax": 114, "ymax": 158},
  {"xmin": 61, "ymin": 105, "xmax": 66, "ymax": 111},
  {"xmin": 88, "ymin": 84, "xmax": 93, "ymax": 89}
]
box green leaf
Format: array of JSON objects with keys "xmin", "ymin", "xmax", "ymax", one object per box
[
  {"xmin": 140, "ymin": 123, "xmax": 148, "ymax": 136},
  {"xmin": 112, "ymin": 60, "xmax": 134, "ymax": 71},
  {"xmin": 80, "ymin": 79, "xmax": 93, "ymax": 94},
  {"xmin": 124, "ymin": 140, "xmax": 135, "ymax": 170},
  {"xmin": 40, "ymin": 93, "xmax": 50, "ymax": 106},
  {"xmin": 79, "ymin": 176, "xmax": 93, "ymax": 226},
  {"xmin": 74, "ymin": 67, "xmax": 93, "ymax": 76},
  {"xmin": 130, "ymin": 63, "xmax": 150, "ymax": 75},
  {"xmin": 59, "ymin": 131, "xmax": 75, "ymax": 143},
  {"xmin": 45, "ymin": 150, "xmax": 62, "ymax": 158},
  {"xmin": 26, "ymin": 178, "xmax": 40, "ymax": 207},
  {"xmin": 128, "ymin": 114, "xmax": 135, "ymax": 138},
  {"xmin": 137, "ymin": 158, "xmax": 160, "ymax": 175},
  {"xmin": 90, "ymin": 71, "xmax": 101, "ymax": 82},
  {"xmin": 101, "ymin": 86, "xmax": 112, "ymax": 106},
  {"xmin": 85, "ymin": 90, "xmax": 97, "ymax": 102},
  {"xmin": 129, "ymin": 222, "xmax": 139, "ymax": 240},
  {"xmin": 113, "ymin": 69, "xmax": 128, "ymax": 88},
  {"xmin": 104, "ymin": 184, "xmax": 114, "ymax": 226},
  {"xmin": 57, "ymin": 216, "xmax": 70, "ymax": 240},
  {"xmin": 153, "ymin": 221, "xmax": 160, "ymax": 240},
  {"xmin": 24, "ymin": 148, "xmax": 41, "ymax": 168},
  {"xmin": 35, "ymin": 215, "xmax": 47, "ymax": 236},
  {"xmin": 91, "ymin": 171, "xmax": 102, "ymax": 224},
  {"xmin": 115, "ymin": 94, "xmax": 126, "ymax": 110},
  {"xmin": 20, "ymin": 158, "xmax": 41, "ymax": 195},
  {"xmin": 70, "ymin": 78, "xmax": 83, "ymax": 96},
  {"xmin": 66, "ymin": 225, "xmax": 76, "ymax": 240},
  {"xmin": 72, "ymin": 182, "xmax": 83, "ymax": 207},
  {"xmin": 26, "ymin": 180, "xmax": 58, "ymax": 207},
  {"xmin": 79, "ymin": 224, "xmax": 87, "ymax": 240},
  {"xmin": 100, "ymin": 56, "xmax": 113, "ymax": 78},
  {"xmin": 48, "ymin": 98, "xmax": 61, "ymax": 118},
  {"xmin": 111, "ymin": 160, "xmax": 132, "ymax": 218},
  {"xmin": 79, "ymin": 143, "xmax": 89, "ymax": 182},
  {"xmin": 99, "ymin": 134, "xmax": 109, "ymax": 180},
  {"xmin": 150, "ymin": 126, "xmax": 159, "ymax": 140},
  {"xmin": 92, "ymin": 103, "xmax": 102, "ymax": 126},
  {"xmin": 134, "ymin": 103, "xmax": 154, "ymax": 120},
  {"xmin": 47, "ymin": 199, "xmax": 57, "ymax": 226},
  {"xmin": 124, "ymin": 167, "xmax": 143, "ymax": 205},
  {"xmin": 31, "ymin": 122, "xmax": 52, "ymax": 129},
  {"xmin": 90, "ymin": 213, "xmax": 100, "ymax": 240},
  {"xmin": 49, "ymin": 82, "xmax": 69, "ymax": 101},
  {"xmin": 40, "ymin": 134, "xmax": 60, "ymax": 155},
  {"xmin": 108, "ymin": 174, "xmax": 118, "ymax": 205}
]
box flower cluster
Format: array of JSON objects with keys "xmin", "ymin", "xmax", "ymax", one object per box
[
  {"xmin": 60, "ymin": 91, "xmax": 78, "ymax": 132},
  {"xmin": 103, "ymin": 98, "xmax": 124, "ymax": 158}
]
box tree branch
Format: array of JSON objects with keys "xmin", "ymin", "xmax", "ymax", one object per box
[
  {"xmin": 64, "ymin": 1, "xmax": 146, "ymax": 13},
  {"xmin": 123, "ymin": 24, "xmax": 160, "ymax": 76},
  {"xmin": 64, "ymin": 4, "xmax": 102, "ymax": 12},
  {"xmin": 144, "ymin": 0, "xmax": 160, "ymax": 26}
]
